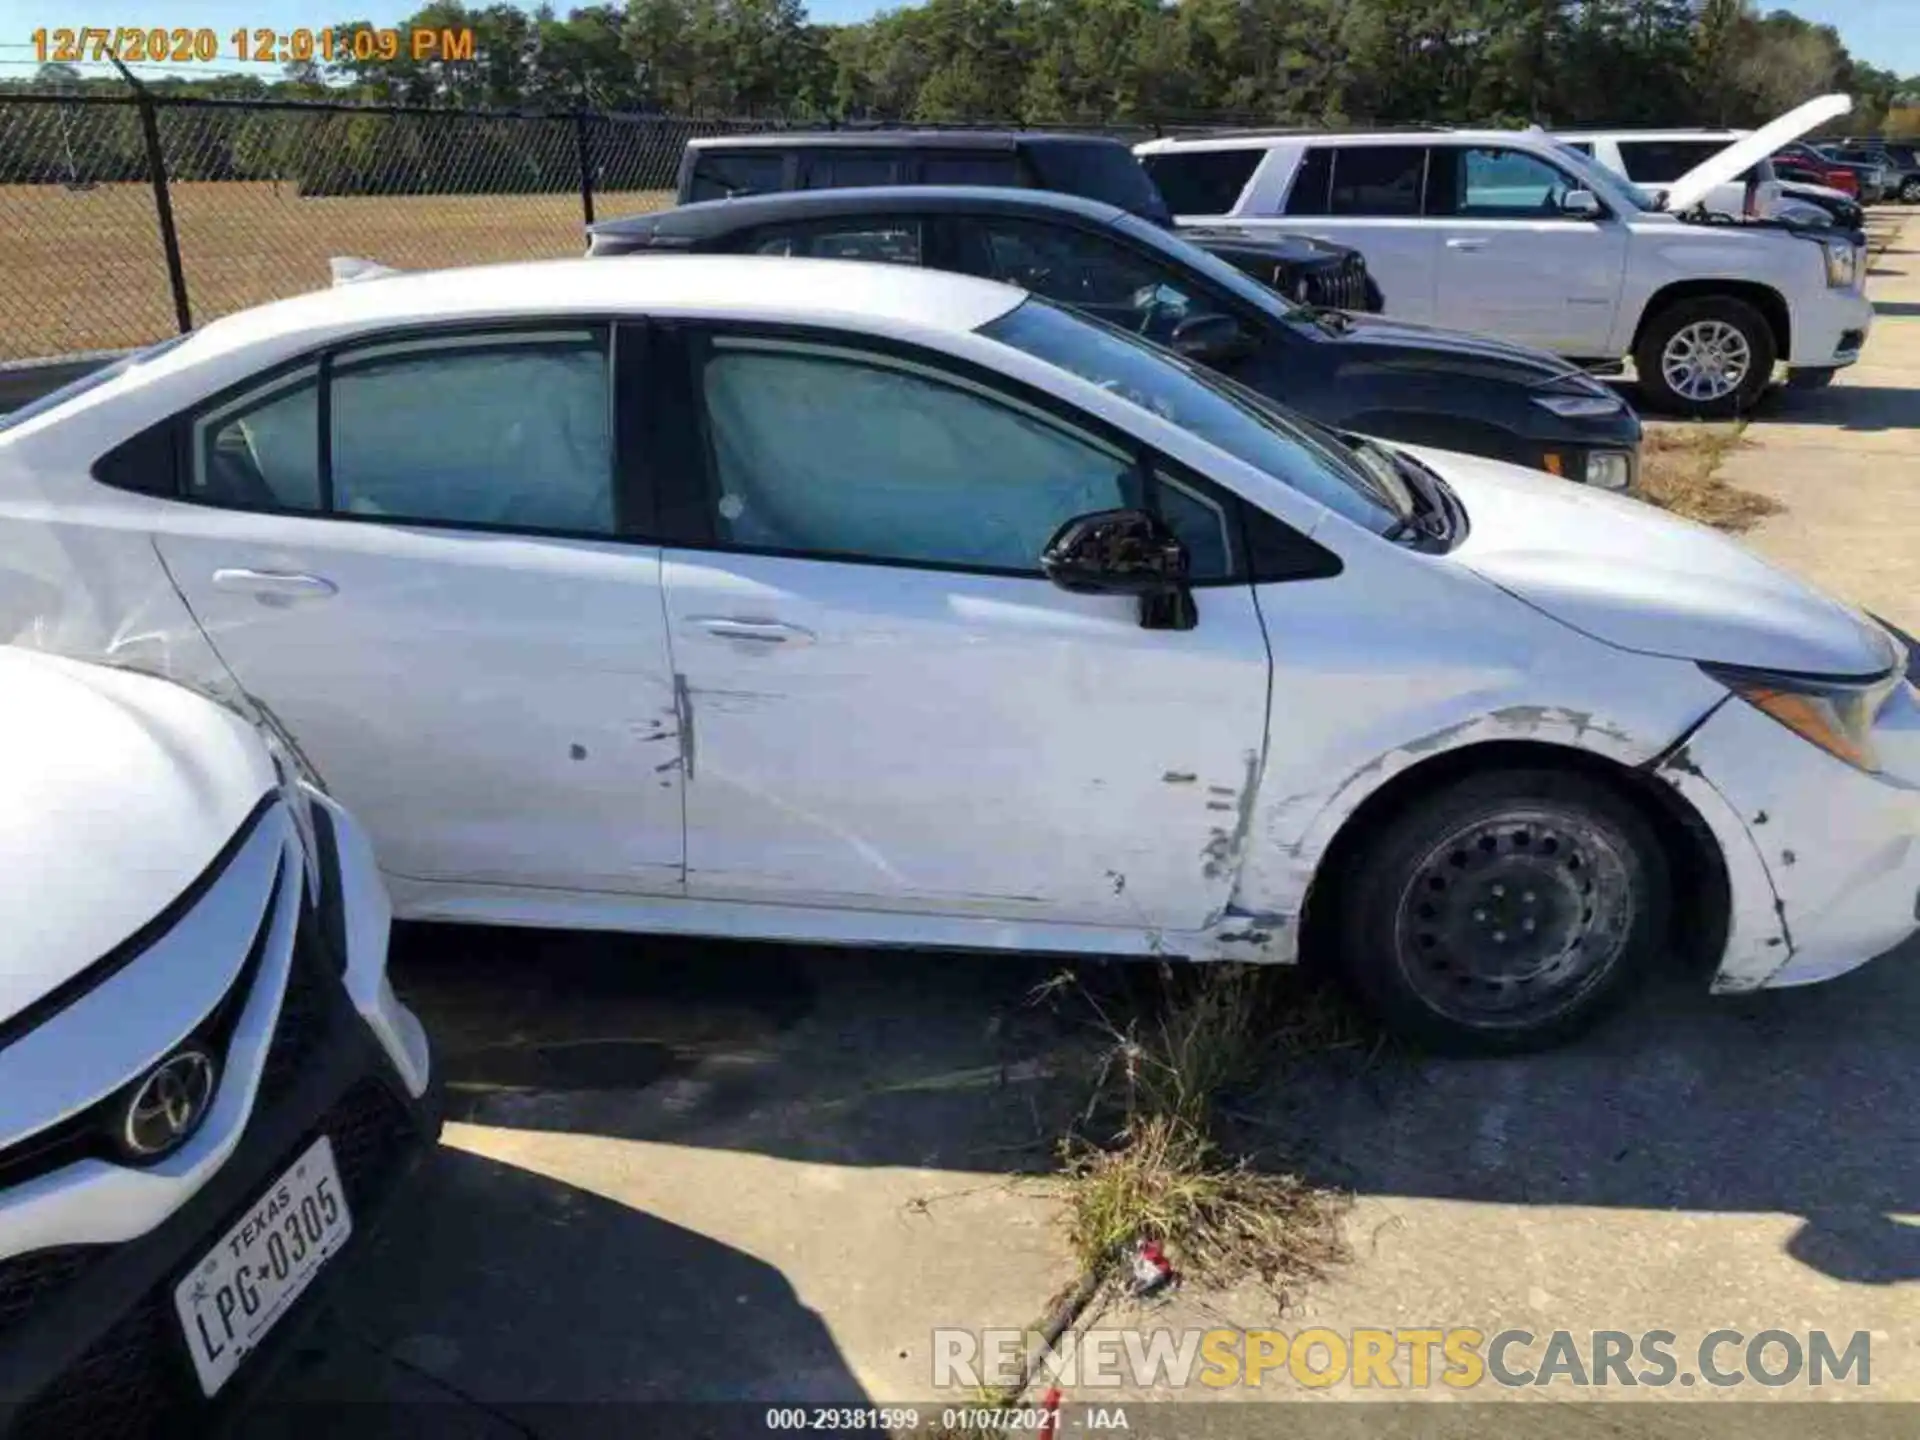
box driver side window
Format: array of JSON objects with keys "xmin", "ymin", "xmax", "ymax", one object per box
[
  {"xmin": 695, "ymin": 337, "xmax": 1235, "ymax": 577},
  {"xmin": 1449, "ymin": 147, "xmax": 1579, "ymax": 218},
  {"xmin": 959, "ymin": 218, "xmax": 1222, "ymax": 345}
]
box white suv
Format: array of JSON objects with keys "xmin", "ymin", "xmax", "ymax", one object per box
[{"xmin": 1135, "ymin": 103, "xmax": 1871, "ymax": 415}]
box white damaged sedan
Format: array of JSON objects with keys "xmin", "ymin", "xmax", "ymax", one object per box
[{"xmin": 0, "ymin": 254, "xmax": 1914, "ymax": 1052}]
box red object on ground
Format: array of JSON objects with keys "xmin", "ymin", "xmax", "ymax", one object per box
[{"xmin": 1129, "ymin": 1238, "xmax": 1178, "ymax": 1295}]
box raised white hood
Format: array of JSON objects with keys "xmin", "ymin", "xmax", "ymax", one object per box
[{"xmin": 1661, "ymin": 93, "xmax": 1853, "ymax": 215}]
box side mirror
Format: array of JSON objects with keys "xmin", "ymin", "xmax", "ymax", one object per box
[
  {"xmin": 1561, "ymin": 188, "xmax": 1604, "ymax": 219},
  {"xmin": 1169, "ymin": 312, "xmax": 1255, "ymax": 363},
  {"xmin": 1040, "ymin": 508, "xmax": 1197, "ymax": 631}
]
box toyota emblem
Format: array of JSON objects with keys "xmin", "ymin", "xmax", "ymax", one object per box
[{"xmin": 118, "ymin": 1048, "xmax": 219, "ymax": 1161}]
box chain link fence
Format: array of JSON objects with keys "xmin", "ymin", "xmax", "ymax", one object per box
[{"xmin": 0, "ymin": 90, "xmax": 1192, "ymax": 366}]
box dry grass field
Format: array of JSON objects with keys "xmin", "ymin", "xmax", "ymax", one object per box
[{"xmin": 0, "ymin": 181, "xmax": 676, "ymax": 363}]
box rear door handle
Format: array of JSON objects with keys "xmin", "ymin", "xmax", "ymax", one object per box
[
  {"xmin": 687, "ymin": 616, "xmax": 814, "ymax": 646},
  {"xmin": 212, "ymin": 568, "xmax": 338, "ymax": 599},
  {"xmin": 1445, "ymin": 238, "xmax": 1489, "ymax": 252}
]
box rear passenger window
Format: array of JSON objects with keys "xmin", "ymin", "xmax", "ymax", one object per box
[
  {"xmin": 329, "ymin": 331, "xmax": 613, "ymax": 533},
  {"xmin": 1617, "ymin": 140, "xmax": 1725, "ymax": 183},
  {"xmin": 1327, "ymin": 146, "xmax": 1427, "ymax": 216},
  {"xmin": 748, "ymin": 221, "xmax": 922, "ymax": 265},
  {"xmin": 1140, "ymin": 150, "xmax": 1261, "ymax": 215},
  {"xmin": 802, "ymin": 153, "xmax": 898, "ymax": 189},
  {"xmin": 919, "ymin": 155, "xmax": 1019, "ymax": 186},
  {"xmin": 186, "ymin": 330, "xmax": 617, "ymax": 534},
  {"xmin": 686, "ymin": 151, "xmax": 783, "ymax": 201}
]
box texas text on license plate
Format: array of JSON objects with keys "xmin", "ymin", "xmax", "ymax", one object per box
[{"xmin": 173, "ymin": 1133, "xmax": 353, "ymax": 1396}]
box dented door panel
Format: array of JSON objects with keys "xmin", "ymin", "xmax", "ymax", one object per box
[
  {"xmin": 153, "ymin": 514, "xmax": 686, "ymax": 895},
  {"xmin": 660, "ymin": 550, "xmax": 1271, "ymax": 928}
]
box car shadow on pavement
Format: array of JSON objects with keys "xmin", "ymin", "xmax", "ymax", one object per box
[
  {"xmin": 1760, "ymin": 381, "xmax": 1920, "ymax": 430},
  {"xmin": 387, "ymin": 919, "xmax": 1920, "ymax": 1289},
  {"xmin": 1240, "ymin": 933, "xmax": 1920, "ymax": 1286},
  {"xmin": 1872, "ymin": 300, "xmax": 1920, "ymax": 316},
  {"xmin": 391, "ymin": 923, "xmax": 1086, "ymax": 1174},
  {"xmin": 249, "ymin": 1145, "xmax": 875, "ymax": 1436}
]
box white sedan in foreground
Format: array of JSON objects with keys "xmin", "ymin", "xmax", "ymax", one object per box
[
  {"xmin": 0, "ymin": 255, "xmax": 1914, "ymax": 1052},
  {"xmin": 0, "ymin": 647, "xmax": 436, "ymax": 1429}
]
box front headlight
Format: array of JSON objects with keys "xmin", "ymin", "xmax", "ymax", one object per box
[
  {"xmin": 1532, "ymin": 392, "xmax": 1623, "ymax": 418},
  {"xmin": 1821, "ymin": 239, "xmax": 1859, "ymax": 288},
  {"xmin": 1583, "ymin": 451, "xmax": 1633, "ymax": 491},
  {"xmin": 1701, "ymin": 662, "xmax": 1900, "ymax": 774}
]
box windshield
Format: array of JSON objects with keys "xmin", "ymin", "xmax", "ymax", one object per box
[
  {"xmin": 1549, "ymin": 143, "xmax": 1654, "ymax": 213},
  {"xmin": 0, "ymin": 336, "xmax": 189, "ymax": 433},
  {"xmin": 981, "ymin": 297, "xmax": 1406, "ymax": 535},
  {"xmin": 1111, "ymin": 212, "xmax": 1317, "ymax": 322}
]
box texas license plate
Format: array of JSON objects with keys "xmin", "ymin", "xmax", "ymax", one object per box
[{"xmin": 173, "ymin": 1134, "xmax": 352, "ymax": 1396}]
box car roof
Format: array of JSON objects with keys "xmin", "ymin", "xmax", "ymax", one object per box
[
  {"xmin": 1556, "ymin": 128, "xmax": 1747, "ymax": 141},
  {"xmin": 589, "ymin": 185, "xmax": 1130, "ymax": 241},
  {"xmin": 1136, "ymin": 127, "xmax": 1540, "ymax": 152},
  {"xmin": 685, "ymin": 130, "xmax": 1131, "ymax": 153},
  {"xmin": 182, "ymin": 254, "xmax": 1027, "ymax": 359}
]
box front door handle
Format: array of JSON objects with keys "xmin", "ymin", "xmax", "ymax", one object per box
[
  {"xmin": 212, "ymin": 568, "xmax": 338, "ymax": 599},
  {"xmin": 1445, "ymin": 238, "xmax": 1489, "ymax": 252},
  {"xmin": 687, "ymin": 616, "xmax": 814, "ymax": 646}
]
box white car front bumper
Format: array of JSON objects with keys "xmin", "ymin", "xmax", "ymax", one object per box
[{"xmin": 1658, "ymin": 673, "xmax": 1920, "ymax": 992}]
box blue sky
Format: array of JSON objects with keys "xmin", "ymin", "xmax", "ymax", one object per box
[{"xmin": 0, "ymin": 0, "xmax": 1911, "ymax": 81}]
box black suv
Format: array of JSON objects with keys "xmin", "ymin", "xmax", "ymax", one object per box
[
  {"xmin": 589, "ymin": 186, "xmax": 1641, "ymax": 490},
  {"xmin": 676, "ymin": 130, "xmax": 1382, "ymax": 312}
]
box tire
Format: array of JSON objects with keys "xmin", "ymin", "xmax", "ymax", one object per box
[
  {"xmin": 1331, "ymin": 769, "xmax": 1670, "ymax": 1055},
  {"xmin": 1633, "ymin": 295, "xmax": 1777, "ymax": 419},
  {"xmin": 1902, "ymin": 177, "xmax": 1920, "ymax": 205}
]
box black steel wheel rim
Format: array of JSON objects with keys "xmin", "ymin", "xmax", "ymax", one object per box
[{"xmin": 1392, "ymin": 806, "xmax": 1637, "ymax": 1029}]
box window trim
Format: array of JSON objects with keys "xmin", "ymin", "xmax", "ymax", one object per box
[
  {"xmin": 94, "ymin": 317, "xmax": 658, "ymax": 547},
  {"xmin": 663, "ymin": 320, "xmax": 1251, "ymax": 586}
]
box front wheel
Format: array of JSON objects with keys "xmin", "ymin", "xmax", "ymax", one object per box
[
  {"xmin": 1634, "ymin": 295, "xmax": 1777, "ymax": 418},
  {"xmin": 1332, "ymin": 770, "xmax": 1669, "ymax": 1054},
  {"xmin": 1901, "ymin": 177, "xmax": 1920, "ymax": 204}
]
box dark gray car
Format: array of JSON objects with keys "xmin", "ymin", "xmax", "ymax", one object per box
[{"xmin": 675, "ymin": 130, "xmax": 1383, "ymax": 313}]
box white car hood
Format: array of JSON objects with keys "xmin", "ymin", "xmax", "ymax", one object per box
[
  {"xmin": 1662, "ymin": 93, "xmax": 1852, "ymax": 214},
  {"xmin": 0, "ymin": 650, "xmax": 276, "ymax": 1022},
  {"xmin": 1402, "ymin": 446, "xmax": 1900, "ymax": 677}
]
